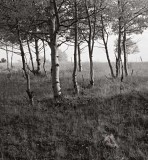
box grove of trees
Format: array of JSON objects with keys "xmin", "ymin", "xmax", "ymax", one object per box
[{"xmin": 0, "ymin": 0, "xmax": 148, "ymax": 103}]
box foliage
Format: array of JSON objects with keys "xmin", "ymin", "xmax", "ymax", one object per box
[
  {"xmin": 111, "ymin": 0, "xmax": 147, "ymax": 35},
  {"xmin": 114, "ymin": 38, "xmax": 139, "ymax": 55},
  {"xmin": 0, "ymin": 58, "xmax": 6, "ymax": 63}
]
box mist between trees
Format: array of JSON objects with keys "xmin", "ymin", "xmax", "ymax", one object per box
[{"xmin": 0, "ymin": 0, "xmax": 148, "ymax": 102}]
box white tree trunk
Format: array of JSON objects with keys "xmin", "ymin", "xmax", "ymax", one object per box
[
  {"xmin": 48, "ymin": 0, "xmax": 62, "ymax": 99},
  {"xmin": 50, "ymin": 40, "xmax": 61, "ymax": 98}
]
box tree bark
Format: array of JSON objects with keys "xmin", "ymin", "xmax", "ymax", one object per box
[
  {"xmin": 116, "ymin": 27, "xmax": 122, "ymax": 77},
  {"xmin": 89, "ymin": 58, "xmax": 94, "ymax": 86},
  {"xmin": 116, "ymin": 0, "xmax": 122, "ymax": 77},
  {"xmin": 48, "ymin": 0, "xmax": 61, "ymax": 98},
  {"xmin": 85, "ymin": 0, "xmax": 95, "ymax": 86},
  {"xmin": 11, "ymin": 44, "xmax": 13, "ymax": 68},
  {"xmin": 78, "ymin": 43, "xmax": 82, "ymax": 72},
  {"xmin": 72, "ymin": 0, "xmax": 79, "ymax": 94},
  {"xmin": 27, "ymin": 38, "xmax": 35, "ymax": 73},
  {"xmin": 89, "ymin": 48, "xmax": 94, "ymax": 86},
  {"xmin": 49, "ymin": 39, "xmax": 61, "ymax": 98},
  {"xmin": 17, "ymin": 25, "xmax": 34, "ymax": 105},
  {"xmin": 34, "ymin": 38, "xmax": 41, "ymax": 74},
  {"xmin": 100, "ymin": 15, "xmax": 115, "ymax": 78},
  {"xmin": 42, "ymin": 40, "xmax": 47, "ymax": 76},
  {"xmin": 104, "ymin": 44, "xmax": 115, "ymax": 78},
  {"xmin": 123, "ymin": 27, "xmax": 128, "ymax": 76},
  {"xmin": 6, "ymin": 44, "xmax": 9, "ymax": 70}
]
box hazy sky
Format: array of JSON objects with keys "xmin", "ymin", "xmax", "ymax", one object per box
[
  {"xmin": 0, "ymin": 29, "xmax": 148, "ymax": 63},
  {"xmin": 60, "ymin": 29, "xmax": 148, "ymax": 62}
]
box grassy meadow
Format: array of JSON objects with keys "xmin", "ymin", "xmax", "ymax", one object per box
[{"xmin": 0, "ymin": 62, "xmax": 148, "ymax": 160}]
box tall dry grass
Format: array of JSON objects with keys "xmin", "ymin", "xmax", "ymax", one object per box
[{"xmin": 0, "ymin": 62, "xmax": 148, "ymax": 159}]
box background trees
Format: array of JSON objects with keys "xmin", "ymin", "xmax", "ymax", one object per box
[
  {"xmin": 111, "ymin": 0, "xmax": 147, "ymax": 77},
  {"xmin": 0, "ymin": 0, "xmax": 148, "ymax": 99},
  {"xmin": 58, "ymin": 49, "xmax": 68, "ymax": 62}
]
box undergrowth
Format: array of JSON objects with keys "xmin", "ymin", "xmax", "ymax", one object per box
[{"xmin": 0, "ymin": 62, "xmax": 148, "ymax": 160}]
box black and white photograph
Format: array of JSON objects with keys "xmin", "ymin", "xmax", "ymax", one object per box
[{"xmin": 0, "ymin": 0, "xmax": 148, "ymax": 159}]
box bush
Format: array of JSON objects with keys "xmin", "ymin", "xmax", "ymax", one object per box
[{"xmin": 1, "ymin": 58, "xmax": 6, "ymax": 63}]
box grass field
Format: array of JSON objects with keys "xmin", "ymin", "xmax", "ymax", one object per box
[{"xmin": 0, "ymin": 62, "xmax": 148, "ymax": 160}]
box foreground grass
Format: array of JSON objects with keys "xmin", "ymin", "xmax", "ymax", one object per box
[{"xmin": 0, "ymin": 62, "xmax": 148, "ymax": 159}]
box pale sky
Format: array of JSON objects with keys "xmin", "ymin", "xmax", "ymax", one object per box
[
  {"xmin": 0, "ymin": 29, "xmax": 148, "ymax": 63},
  {"xmin": 60, "ymin": 29, "xmax": 148, "ymax": 62}
]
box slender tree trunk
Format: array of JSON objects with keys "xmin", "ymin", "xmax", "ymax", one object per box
[
  {"xmin": 35, "ymin": 38, "xmax": 41, "ymax": 74},
  {"xmin": 100, "ymin": 15, "xmax": 115, "ymax": 78},
  {"xmin": 121, "ymin": 60, "xmax": 124, "ymax": 82},
  {"xmin": 116, "ymin": 26, "xmax": 122, "ymax": 77},
  {"xmin": 73, "ymin": 43, "xmax": 79, "ymax": 94},
  {"xmin": 72, "ymin": 0, "xmax": 79, "ymax": 94},
  {"xmin": 123, "ymin": 28, "xmax": 128, "ymax": 76},
  {"xmin": 89, "ymin": 48, "xmax": 94, "ymax": 86},
  {"xmin": 116, "ymin": 0, "xmax": 122, "ymax": 77},
  {"xmin": 42, "ymin": 40, "xmax": 47, "ymax": 75},
  {"xmin": 17, "ymin": 26, "xmax": 34, "ymax": 105},
  {"xmin": 78, "ymin": 43, "xmax": 82, "ymax": 72},
  {"xmin": 6, "ymin": 44, "xmax": 9, "ymax": 70},
  {"xmin": 11, "ymin": 44, "xmax": 13, "ymax": 68},
  {"xmin": 27, "ymin": 38, "xmax": 35, "ymax": 73},
  {"xmin": 105, "ymin": 45, "xmax": 115, "ymax": 78},
  {"xmin": 85, "ymin": 0, "xmax": 95, "ymax": 86},
  {"xmin": 88, "ymin": 40, "xmax": 94, "ymax": 86}
]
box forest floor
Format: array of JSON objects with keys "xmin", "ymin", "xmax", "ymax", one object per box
[{"xmin": 0, "ymin": 62, "xmax": 148, "ymax": 160}]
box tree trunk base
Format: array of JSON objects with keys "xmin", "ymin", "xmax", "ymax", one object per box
[
  {"xmin": 90, "ymin": 80, "xmax": 94, "ymax": 87},
  {"xmin": 32, "ymin": 70, "xmax": 41, "ymax": 76},
  {"xmin": 26, "ymin": 90, "xmax": 34, "ymax": 105},
  {"xmin": 72, "ymin": 82, "xmax": 80, "ymax": 95}
]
